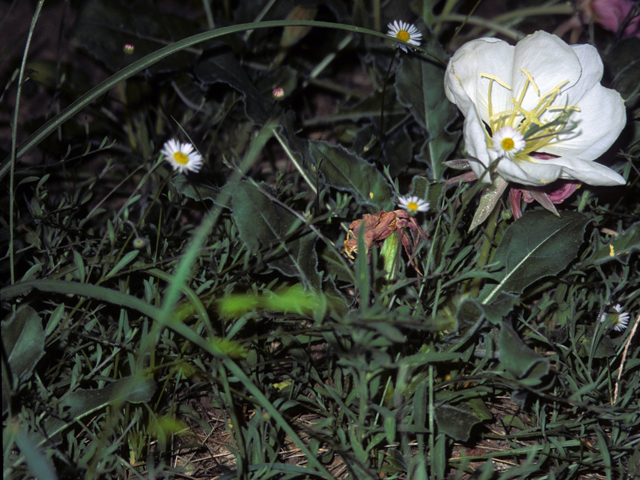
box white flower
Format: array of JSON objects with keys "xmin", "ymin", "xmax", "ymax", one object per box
[
  {"xmin": 387, "ymin": 21, "xmax": 422, "ymax": 52},
  {"xmin": 444, "ymin": 31, "xmax": 626, "ymax": 187},
  {"xmin": 599, "ymin": 304, "xmax": 630, "ymax": 332},
  {"xmin": 398, "ymin": 195, "xmax": 430, "ymax": 214},
  {"xmin": 161, "ymin": 139, "xmax": 203, "ymax": 174}
]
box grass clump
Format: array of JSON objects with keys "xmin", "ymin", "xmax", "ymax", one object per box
[{"xmin": 2, "ymin": 0, "xmax": 639, "ymax": 478}]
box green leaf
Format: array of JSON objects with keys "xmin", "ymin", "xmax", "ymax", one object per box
[
  {"xmin": 195, "ymin": 50, "xmax": 270, "ymax": 125},
  {"xmin": 1, "ymin": 305, "xmax": 45, "ymax": 384},
  {"xmin": 171, "ymin": 175, "xmax": 220, "ymax": 203},
  {"xmin": 586, "ymin": 221, "xmax": 640, "ymax": 266},
  {"xmin": 105, "ymin": 250, "xmax": 140, "ymax": 279},
  {"xmin": 309, "ymin": 141, "xmax": 393, "ymax": 210},
  {"xmin": 410, "ymin": 176, "xmax": 445, "ymax": 210},
  {"xmin": 605, "ymin": 36, "xmax": 640, "ymax": 107},
  {"xmin": 231, "ymin": 181, "xmax": 321, "ymax": 289},
  {"xmin": 44, "ymin": 375, "xmax": 157, "ymax": 441},
  {"xmin": 395, "ymin": 29, "xmax": 459, "ymax": 180},
  {"xmin": 382, "ymin": 127, "xmax": 413, "ymax": 177},
  {"xmin": 13, "ymin": 426, "xmax": 57, "ymax": 480},
  {"xmin": 2, "ymin": 306, "xmax": 46, "ymax": 415},
  {"xmin": 498, "ymin": 321, "xmax": 549, "ymax": 386},
  {"xmin": 457, "ymin": 292, "xmax": 517, "ymax": 327},
  {"xmin": 434, "ymin": 397, "xmax": 491, "ymax": 441},
  {"xmin": 72, "ymin": 0, "xmax": 197, "ymax": 73},
  {"xmin": 470, "ymin": 176, "xmax": 508, "ymax": 231},
  {"xmin": 482, "ymin": 210, "xmax": 591, "ymax": 302}
]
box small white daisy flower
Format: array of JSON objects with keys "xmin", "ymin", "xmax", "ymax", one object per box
[
  {"xmin": 387, "ymin": 20, "xmax": 422, "ymax": 52},
  {"xmin": 491, "ymin": 126, "xmax": 526, "ymax": 160},
  {"xmin": 398, "ymin": 195, "xmax": 429, "ymax": 215},
  {"xmin": 599, "ymin": 304, "xmax": 630, "ymax": 332},
  {"xmin": 161, "ymin": 139, "xmax": 203, "ymax": 174}
]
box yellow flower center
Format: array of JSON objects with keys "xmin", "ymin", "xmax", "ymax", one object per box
[
  {"xmin": 397, "ymin": 30, "xmax": 410, "ymax": 42},
  {"xmin": 479, "ymin": 68, "xmax": 580, "ymax": 163},
  {"xmin": 501, "ymin": 137, "xmax": 515, "ymax": 151},
  {"xmin": 407, "ymin": 201, "xmax": 418, "ymax": 211},
  {"xmin": 173, "ymin": 152, "xmax": 189, "ymax": 165}
]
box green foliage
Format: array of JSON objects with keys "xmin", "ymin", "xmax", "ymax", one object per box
[
  {"xmin": 2, "ymin": 0, "xmax": 639, "ymax": 479},
  {"xmin": 482, "ymin": 210, "xmax": 591, "ymax": 301},
  {"xmin": 1, "ymin": 306, "xmax": 45, "ymax": 415}
]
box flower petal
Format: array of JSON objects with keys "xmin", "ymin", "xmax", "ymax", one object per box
[
  {"xmin": 511, "ymin": 31, "xmax": 582, "ymax": 113},
  {"xmin": 544, "ymin": 156, "xmax": 626, "ymax": 185},
  {"xmin": 462, "ymin": 108, "xmax": 493, "ymax": 183},
  {"xmin": 445, "ymin": 37, "xmax": 514, "ymax": 119},
  {"xmin": 543, "ymin": 84, "xmax": 626, "ymax": 163}
]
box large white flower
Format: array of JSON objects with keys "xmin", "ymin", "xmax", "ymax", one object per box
[{"xmin": 444, "ymin": 31, "xmax": 626, "ymax": 187}]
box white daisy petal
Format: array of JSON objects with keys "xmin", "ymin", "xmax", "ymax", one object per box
[
  {"xmin": 398, "ymin": 195, "xmax": 430, "ymax": 214},
  {"xmin": 600, "ymin": 304, "xmax": 630, "ymax": 332},
  {"xmin": 387, "ymin": 20, "xmax": 422, "ymax": 52},
  {"xmin": 161, "ymin": 139, "xmax": 203, "ymax": 174}
]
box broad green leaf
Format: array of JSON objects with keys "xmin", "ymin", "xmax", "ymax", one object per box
[
  {"xmin": 2, "ymin": 306, "xmax": 46, "ymax": 415},
  {"xmin": 1, "ymin": 305, "xmax": 45, "ymax": 384},
  {"xmin": 382, "ymin": 127, "xmax": 413, "ymax": 177},
  {"xmin": 586, "ymin": 222, "xmax": 640, "ymax": 266},
  {"xmin": 13, "ymin": 426, "xmax": 57, "ymax": 480},
  {"xmin": 309, "ymin": 141, "xmax": 393, "ymax": 210},
  {"xmin": 457, "ymin": 292, "xmax": 516, "ymax": 327},
  {"xmin": 171, "ymin": 73, "xmax": 211, "ymax": 112},
  {"xmin": 434, "ymin": 397, "xmax": 491, "ymax": 441},
  {"xmin": 195, "ymin": 50, "xmax": 270, "ymax": 125},
  {"xmin": 44, "ymin": 375, "xmax": 157, "ymax": 441},
  {"xmin": 231, "ymin": 181, "xmax": 321, "ymax": 289},
  {"xmin": 171, "ymin": 175, "xmax": 220, "ymax": 203},
  {"xmin": 606, "ymin": 36, "xmax": 640, "ymax": 107},
  {"xmin": 395, "ymin": 28, "xmax": 459, "ymax": 180},
  {"xmin": 72, "ymin": 0, "xmax": 196, "ymax": 73},
  {"xmin": 482, "ymin": 210, "xmax": 591, "ymax": 302},
  {"xmin": 410, "ymin": 176, "xmax": 445, "ymax": 210},
  {"xmin": 498, "ymin": 321, "xmax": 549, "ymax": 386}
]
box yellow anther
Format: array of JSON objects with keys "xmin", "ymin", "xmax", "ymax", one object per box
[
  {"xmin": 479, "ymin": 73, "xmax": 512, "ymax": 91},
  {"xmin": 609, "ymin": 245, "xmax": 615, "ymax": 257},
  {"xmin": 519, "ymin": 68, "xmax": 540, "ymax": 96}
]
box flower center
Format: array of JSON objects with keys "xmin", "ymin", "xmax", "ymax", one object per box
[
  {"xmin": 173, "ymin": 152, "xmax": 189, "ymax": 165},
  {"xmin": 397, "ymin": 30, "xmax": 410, "ymax": 42},
  {"xmin": 479, "ymin": 68, "xmax": 580, "ymax": 163},
  {"xmin": 407, "ymin": 201, "xmax": 418, "ymax": 211},
  {"xmin": 491, "ymin": 126, "xmax": 526, "ymax": 159},
  {"xmin": 501, "ymin": 138, "xmax": 514, "ymax": 151}
]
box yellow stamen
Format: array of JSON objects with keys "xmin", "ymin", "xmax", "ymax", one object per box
[
  {"xmin": 397, "ymin": 30, "xmax": 410, "ymax": 42},
  {"xmin": 408, "ymin": 202, "xmax": 418, "ymax": 211},
  {"xmin": 173, "ymin": 152, "xmax": 189, "ymax": 165},
  {"xmin": 480, "ymin": 68, "xmax": 582, "ymax": 165},
  {"xmin": 501, "ymin": 138, "xmax": 515, "ymax": 151},
  {"xmin": 479, "ymin": 73, "xmax": 511, "ymax": 91}
]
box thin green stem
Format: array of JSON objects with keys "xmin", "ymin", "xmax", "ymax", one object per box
[
  {"xmin": 10, "ymin": 0, "xmax": 45, "ymax": 287},
  {"xmin": 378, "ymin": 48, "xmax": 398, "ymax": 158},
  {"xmin": 437, "ymin": 13, "xmax": 526, "ymax": 41},
  {"xmin": 273, "ymin": 130, "xmax": 317, "ymax": 195},
  {"xmin": 471, "ymin": 201, "xmax": 501, "ymax": 298}
]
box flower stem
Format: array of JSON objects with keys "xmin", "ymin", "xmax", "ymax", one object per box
[
  {"xmin": 470, "ymin": 201, "xmax": 501, "ymax": 298},
  {"xmin": 378, "ymin": 48, "xmax": 398, "ymax": 156}
]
